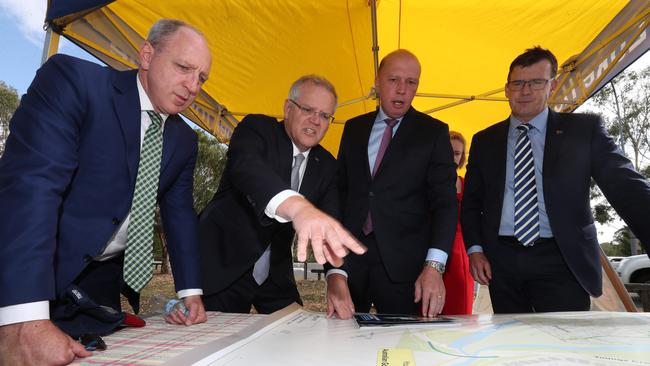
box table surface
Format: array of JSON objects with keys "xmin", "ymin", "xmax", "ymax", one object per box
[{"xmin": 72, "ymin": 305, "xmax": 650, "ymax": 366}]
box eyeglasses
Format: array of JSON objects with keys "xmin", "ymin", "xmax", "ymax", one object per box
[
  {"xmin": 289, "ymin": 99, "xmax": 335, "ymax": 123},
  {"xmin": 507, "ymin": 79, "xmax": 549, "ymax": 91}
]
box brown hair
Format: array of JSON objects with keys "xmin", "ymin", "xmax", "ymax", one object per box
[{"xmin": 507, "ymin": 46, "xmax": 558, "ymax": 81}]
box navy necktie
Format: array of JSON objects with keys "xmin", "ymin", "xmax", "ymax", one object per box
[{"xmin": 514, "ymin": 124, "xmax": 540, "ymax": 246}]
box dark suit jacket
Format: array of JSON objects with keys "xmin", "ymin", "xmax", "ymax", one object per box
[
  {"xmin": 198, "ymin": 114, "xmax": 338, "ymax": 295},
  {"xmin": 0, "ymin": 54, "xmax": 201, "ymax": 308},
  {"xmin": 461, "ymin": 109, "xmax": 650, "ymax": 296},
  {"xmin": 336, "ymin": 107, "xmax": 457, "ymax": 283}
]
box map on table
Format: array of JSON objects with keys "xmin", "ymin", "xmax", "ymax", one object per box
[
  {"xmin": 73, "ymin": 305, "xmax": 650, "ymax": 366},
  {"xmin": 195, "ymin": 308, "xmax": 650, "ymax": 366}
]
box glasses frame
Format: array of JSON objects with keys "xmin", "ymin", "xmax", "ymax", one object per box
[
  {"xmin": 288, "ymin": 99, "xmax": 335, "ymax": 124},
  {"xmin": 507, "ymin": 79, "xmax": 550, "ymax": 91}
]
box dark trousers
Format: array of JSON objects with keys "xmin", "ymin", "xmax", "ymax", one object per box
[
  {"xmin": 202, "ymin": 269, "xmax": 302, "ymax": 314},
  {"xmin": 347, "ymin": 234, "xmax": 420, "ymax": 315},
  {"xmin": 489, "ymin": 237, "xmax": 590, "ymax": 313},
  {"xmin": 55, "ymin": 255, "xmax": 125, "ymax": 311}
]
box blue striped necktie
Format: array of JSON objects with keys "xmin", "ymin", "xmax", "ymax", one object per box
[
  {"xmin": 124, "ymin": 111, "xmax": 164, "ymax": 292},
  {"xmin": 514, "ymin": 124, "xmax": 540, "ymax": 246}
]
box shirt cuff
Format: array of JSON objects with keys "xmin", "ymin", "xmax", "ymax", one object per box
[
  {"xmin": 467, "ymin": 245, "xmax": 484, "ymax": 255},
  {"xmin": 264, "ymin": 190, "xmax": 303, "ymax": 223},
  {"xmin": 0, "ymin": 301, "xmax": 50, "ymax": 326},
  {"xmin": 425, "ymin": 248, "xmax": 448, "ymax": 265},
  {"xmin": 325, "ymin": 269, "xmax": 348, "ymax": 279},
  {"xmin": 177, "ymin": 289, "xmax": 203, "ymax": 298}
]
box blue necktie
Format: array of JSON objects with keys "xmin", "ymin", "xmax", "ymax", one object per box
[{"xmin": 514, "ymin": 124, "xmax": 540, "ymax": 246}]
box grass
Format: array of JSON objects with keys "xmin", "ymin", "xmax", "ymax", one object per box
[{"xmin": 122, "ymin": 273, "xmax": 327, "ymax": 315}]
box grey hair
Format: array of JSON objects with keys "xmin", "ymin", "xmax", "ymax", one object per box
[
  {"xmin": 147, "ymin": 19, "xmax": 205, "ymax": 49},
  {"xmin": 288, "ymin": 75, "xmax": 338, "ymax": 108}
]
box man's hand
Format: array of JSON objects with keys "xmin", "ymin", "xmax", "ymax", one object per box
[
  {"xmin": 414, "ymin": 266, "xmax": 445, "ymax": 317},
  {"xmin": 277, "ymin": 196, "xmax": 366, "ymax": 266},
  {"xmin": 164, "ymin": 295, "xmax": 207, "ymax": 326},
  {"xmin": 469, "ymin": 252, "xmax": 492, "ymax": 285},
  {"xmin": 0, "ymin": 320, "xmax": 91, "ymax": 366},
  {"xmin": 326, "ymin": 274, "xmax": 355, "ymax": 319}
]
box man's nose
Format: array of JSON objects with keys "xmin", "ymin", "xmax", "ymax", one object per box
[
  {"xmin": 185, "ymin": 73, "xmax": 201, "ymax": 94},
  {"xmin": 396, "ymin": 80, "xmax": 405, "ymax": 94}
]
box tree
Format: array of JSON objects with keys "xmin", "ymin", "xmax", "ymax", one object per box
[
  {"xmin": 0, "ymin": 81, "xmax": 20, "ymax": 156},
  {"xmin": 601, "ymin": 226, "xmax": 645, "ymax": 257},
  {"xmin": 155, "ymin": 129, "xmax": 228, "ymax": 271},
  {"xmin": 585, "ymin": 66, "xmax": 650, "ymax": 254},
  {"xmin": 192, "ymin": 130, "xmax": 228, "ymax": 213},
  {"xmin": 589, "ymin": 66, "xmax": 650, "ymax": 169}
]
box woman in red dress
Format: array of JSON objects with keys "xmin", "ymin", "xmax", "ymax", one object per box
[{"xmin": 442, "ymin": 131, "xmax": 474, "ymax": 315}]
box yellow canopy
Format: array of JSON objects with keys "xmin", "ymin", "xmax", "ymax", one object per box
[{"xmin": 47, "ymin": 0, "xmax": 649, "ymax": 155}]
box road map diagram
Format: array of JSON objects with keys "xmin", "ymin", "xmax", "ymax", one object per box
[
  {"xmin": 71, "ymin": 304, "xmax": 650, "ymax": 365},
  {"xmin": 190, "ymin": 306, "xmax": 650, "ymax": 366}
]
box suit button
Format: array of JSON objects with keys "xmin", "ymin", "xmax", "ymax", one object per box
[
  {"xmin": 112, "ymin": 217, "xmax": 119, "ymax": 225},
  {"xmin": 369, "ymin": 191, "xmax": 374, "ymax": 197}
]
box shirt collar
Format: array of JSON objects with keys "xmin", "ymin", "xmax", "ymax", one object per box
[
  {"xmin": 376, "ymin": 107, "xmax": 404, "ymax": 124},
  {"xmin": 137, "ymin": 73, "xmax": 169, "ymax": 123},
  {"xmin": 292, "ymin": 143, "xmax": 311, "ymax": 159},
  {"xmin": 509, "ymin": 107, "xmax": 549, "ymax": 134}
]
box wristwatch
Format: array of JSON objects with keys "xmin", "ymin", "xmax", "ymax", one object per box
[{"xmin": 424, "ymin": 260, "xmax": 446, "ymax": 274}]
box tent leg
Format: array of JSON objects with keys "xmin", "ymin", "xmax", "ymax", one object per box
[
  {"xmin": 600, "ymin": 247, "xmax": 638, "ymax": 312},
  {"xmin": 41, "ymin": 27, "xmax": 60, "ymax": 65}
]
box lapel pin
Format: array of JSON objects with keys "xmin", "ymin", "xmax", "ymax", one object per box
[{"xmin": 556, "ymin": 130, "xmax": 563, "ymax": 135}]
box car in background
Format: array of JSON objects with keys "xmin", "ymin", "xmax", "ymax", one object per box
[
  {"xmin": 616, "ymin": 254, "xmax": 650, "ymax": 284},
  {"xmin": 607, "ymin": 256, "xmax": 625, "ymax": 271}
]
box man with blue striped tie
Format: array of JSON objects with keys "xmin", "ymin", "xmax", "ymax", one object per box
[{"xmin": 461, "ymin": 46, "xmax": 650, "ymax": 313}]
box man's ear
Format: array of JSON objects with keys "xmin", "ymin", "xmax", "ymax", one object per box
[
  {"xmin": 549, "ymin": 78, "xmax": 558, "ymax": 93},
  {"xmin": 139, "ymin": 41, "xmax": 155, "ymax": 70},
  {"xmin": 283, "ymin": 99, "xmax": 291, "ymax": 120}
]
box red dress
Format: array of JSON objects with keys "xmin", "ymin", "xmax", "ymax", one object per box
[{"xmin": 442, "ymin": 176, "xmax": 474, "ymax": 315}]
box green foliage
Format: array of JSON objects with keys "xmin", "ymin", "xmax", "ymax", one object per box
[
  {"xmin": 585, "ymin": 66, "xmax": 650, "ymax": 226},
  {"xmin": 601, "ymin": 226, "xmax": 647, "ymax": 256},
  {"xmin": 589, "ymin": 66, "xmax": 650, "ymax": 170},
  {"xmin": 0, "ymin": 80, "xmax": 20, "ymax": 156},
  {"xmin": 193, "ymin": 130, "xmax": 228, "ymax": 214}
]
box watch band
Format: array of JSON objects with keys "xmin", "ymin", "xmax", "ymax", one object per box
[{"xmin": 424, "ymin": 260, "xmax": 446, "ymax": 274}]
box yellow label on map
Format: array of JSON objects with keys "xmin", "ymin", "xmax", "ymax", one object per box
[{"xmin": 377, "ymin": 348, "xmax": 416, "ymax": 366}]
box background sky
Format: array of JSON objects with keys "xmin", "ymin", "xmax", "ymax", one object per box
[{"xmin": 1, "ymin": 0, "xmax": 648, "ymax": 243}]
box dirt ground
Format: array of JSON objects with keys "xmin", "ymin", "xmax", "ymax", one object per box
[{"xmin": 122, "ymin": 273, "xmax": 327, "ymax": 315}]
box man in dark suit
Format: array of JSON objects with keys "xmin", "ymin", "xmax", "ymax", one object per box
[
  {"xmin": 0, "ymin": 19, "xmax": 211, "ymax": 365},
  {"xmin": 461, "ymin": 46, "xmax": 650, "ymax": 313},
  {"xmin": 199, "ymin": 75, "xmax": 364, "ymax": 314},
  {"xmin": 326, "ymin": 50, "xmax": 458, "ymax": 319}
]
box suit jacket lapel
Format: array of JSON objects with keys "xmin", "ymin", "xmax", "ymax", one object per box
[
  {"xmin": 161, "ymin": 115, "xmax": 181, "ymax": 174},
  {"xmin": 543, "ymin": 109, "xmax": 564, "ymax": 176},
  {"xmin": 112, "ymin": 69, "xmax": 141, "ymax": 184},
  {"xmin": 278, "ymin": 121, "xmax": 294, "ymax": 185},
  {"xmin": 493, "ymin": 119, "xmax": 510, "ymax": 215},
  {"xmin": 358, "ymin": 111, "xmax": 377, "ymax": 182},
  {"xmin": 373, "ymin": 107, "xmax": 413, "ymax": 178},
  {"xmin": 300, "ymin": 149, "xmax": 322, "ymax": 198}
]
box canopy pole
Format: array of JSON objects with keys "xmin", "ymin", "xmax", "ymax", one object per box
[
  {"xmin": 41, "ymin": 26, "xmax": 60, "ymax": 65},
  {"xmin": 370, "ymin": 0, "xmax": 379, "ymax": 81},
  {"xmin": 599, "ymin": 247, "xmax": 638, "ymax": 312}
]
